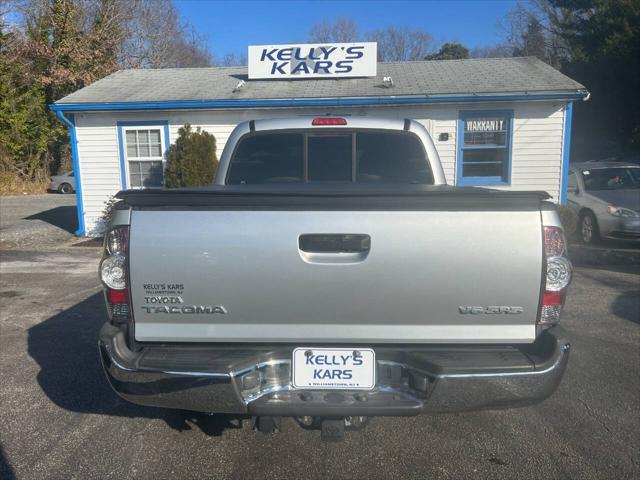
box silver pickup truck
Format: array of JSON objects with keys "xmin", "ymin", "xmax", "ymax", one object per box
[{"xmin": 99, "ymin": 116, "xmax": 572, "ymax": 438}]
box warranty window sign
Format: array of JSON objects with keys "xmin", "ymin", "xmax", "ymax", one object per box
[{"xmin": 248, "ymin": 42, "xmax": 377, "ymax": 79}]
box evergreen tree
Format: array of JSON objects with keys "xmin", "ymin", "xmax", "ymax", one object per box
[
  {"xmin": 513, "ymin": 18, "xmax": 546, "ymax": 61},
  {"xmin": 0, "ymin": 8, "xmax": 57, "ymax": 179},
  {"xmin": 425, "ymin": 42, "xmax": 469, "ymax": 60},
  {"xmin": 165, "ymin": 125, "xmax": 218, "ymax": 188},
  {"xmin": 0, "ymin": 0, "xmax": 214, "ymax": 185}
]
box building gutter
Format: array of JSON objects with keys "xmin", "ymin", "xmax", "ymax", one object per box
[
  {"xmin": 54, "ymin": 111, "xmax": 85, "ymax": 236},
  {"xmin": 559, "ymin": 102, "xmax": 574, "ymax": 205},
  {"xmin": 49, "ymin": 91, "xmax": 589, "ymax": 112}
]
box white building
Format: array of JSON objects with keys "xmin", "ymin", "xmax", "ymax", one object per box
[{"xmin": 51, "ymin": 55, "xmax": 588, "ymax": 237}]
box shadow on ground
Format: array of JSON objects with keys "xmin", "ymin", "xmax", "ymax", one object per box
[
  {"xmin": 0, "ymin": 447, "xmax": 15, "ymax": 480},
  {"xmin": 27, "ymin": 293, "xmax": 245, "ymax": 437},
  {"xmin": 612, "ymin": 290, "xmax": 640, "ymax": 324},
  {"xmin": 569, "ymin": 242, "xmax": 640, "ymax": 275},
  {"xmin": 25, "ymin": 206, "xmax": 77, "ymax": 234}
]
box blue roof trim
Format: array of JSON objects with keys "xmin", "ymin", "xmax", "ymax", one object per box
[{"xmin": 50, "ymin": 92, "xmax": 587, "ymax": 112}]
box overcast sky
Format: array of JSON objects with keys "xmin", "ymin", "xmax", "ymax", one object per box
[{"xmin": 176, "ymin": 0, "xmax": 517, "ymax": 60}]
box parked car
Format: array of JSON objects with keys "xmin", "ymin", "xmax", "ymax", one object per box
[
  {"xmin": 567, "ymin": 162, "xmax": 640, "ymax": 244},
  {"xmin": 49, "ymin": 170, "xmax": 75, "ymax": 194},
  {"xmin": 98, "ymin": 117, "xmax": 572, "ymax": 440}
]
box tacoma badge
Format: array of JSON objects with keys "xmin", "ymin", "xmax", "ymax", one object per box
[{"xmin": 141, "ymin": 305, "xmax": 227, "ymax": 314}]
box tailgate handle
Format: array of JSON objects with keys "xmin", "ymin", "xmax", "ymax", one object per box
[{"xmin": 299, "ymin": 234, "xmax": 371, "ymax": 253}]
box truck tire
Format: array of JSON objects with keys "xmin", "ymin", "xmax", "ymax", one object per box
[{"xmin": 579, "ymin": 211, "xmax": 600, "ymax": 245}]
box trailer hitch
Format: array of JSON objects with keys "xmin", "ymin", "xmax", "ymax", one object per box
[{"xmin": 321, "ymin": 418, "xmax": 345, "ymax": 442}]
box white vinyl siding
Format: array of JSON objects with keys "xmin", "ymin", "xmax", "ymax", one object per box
[{"xmin": 73, "ymin": 100, "xmax": 567, "ymax": 236}]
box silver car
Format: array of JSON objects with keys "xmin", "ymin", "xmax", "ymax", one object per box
[
  {"xmin": 567, "ymin": 161, "xmax": 640, "ymax": 244},
  {"xmin": 49, "ymin": 170, "xmax": 75, "ymax": 194}
]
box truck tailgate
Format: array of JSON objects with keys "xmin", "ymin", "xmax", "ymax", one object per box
[{"xmin": 127, "ymin": 190, "xmax": 544, "ymax": 344}]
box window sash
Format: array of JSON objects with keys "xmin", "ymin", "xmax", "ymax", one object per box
[
  {"xmin": 124, "ymin": 129, "xmax": 163, "ymax": 160},
  {"xmin": 122, "ymin": 126, "xmax": 165, "ymax": 188},
  {"xmin": 461, "ymin": 144, "xmax": 508, "ymax": 151},
  {"xmin": 129, "ymin": 160, "xmax": 163, "ymax": 188}
]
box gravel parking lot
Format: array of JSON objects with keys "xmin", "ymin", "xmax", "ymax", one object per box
[{"xmin": 0, "ymin": 196, "xmax": 638, "ymax": 479}]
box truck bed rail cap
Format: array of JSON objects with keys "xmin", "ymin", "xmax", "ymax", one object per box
[{"xmin": 116, "ymin": 185, "xmax": 550, "ymax": 210}]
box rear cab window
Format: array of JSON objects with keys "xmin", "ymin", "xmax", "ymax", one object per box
[{"xmin": 226, "ymin": 130, "xmax": 433, "ymax": 185}]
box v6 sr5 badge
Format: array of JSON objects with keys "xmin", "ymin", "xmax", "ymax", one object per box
[{"xmin": 459, "ymin": 306, "xmax": 524, "ymax": 315}]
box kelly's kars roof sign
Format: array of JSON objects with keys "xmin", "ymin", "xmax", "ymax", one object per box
[
  {"xmin": 248, "ymin": 42, "xmax": 378, "ymax": 79},
  {"xmin": 53, "ymin": 57, "xmax": 588, "ymax": 111}
]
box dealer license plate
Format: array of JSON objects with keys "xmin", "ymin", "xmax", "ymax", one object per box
[{"xmin": 292, "ymin": 348, "xmax": 376, "ymax": 390}]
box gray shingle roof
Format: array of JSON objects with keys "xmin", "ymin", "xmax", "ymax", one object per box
[{"xmin": 55, "ymin": 57, "xmax": 586, "ymax": 105}]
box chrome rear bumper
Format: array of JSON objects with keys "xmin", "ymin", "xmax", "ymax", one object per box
[{"xmin": 99, "ymin": 323, "xmax": 569, "ymax": 416}]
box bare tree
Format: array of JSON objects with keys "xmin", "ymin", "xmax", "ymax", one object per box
[
  {"xmin": 308, "ymin": 18, "xmax": 434, "ymax": 61},
  {"xmin": 0, "ymin": 0, "xmax": 11, "ymax": 18},
  {"xmin": 12, "ymin": 0, "xmax": 213, "ymax": 69},
  {"xmin": 218, "ymin": 52, "xmax": 247, "ymax": 67},
  {"xmin": 0, "ymin": 0, "xmax": 19, "ymax": 51},
  {"xmin": 366, "ymin": 27, "xmax": 434, "ymax": 61},
  {"xmin": 118, "ymin": 0, "xmax": 212, "ymax": 68},
  {"xmin": 330, "ymin": 17, "xmax": 358, "ymax": 42},
  {"xmin": 500, "ymin": 0, "xmax": 574, "ymax": 67},
  {"xmin": 309, "ymin": 19, "xmax": 331, "ymax": 43},
  {"xmin": 470, "ymin": 44, "xmax": 514, "ymax": 58},
  {"xmin": 309, "ymin": 17, "xmax": 358, "ymax": 43},
  {"xmin": 168, "ymin": 26, "xmax": 212, "ymax": 68}
]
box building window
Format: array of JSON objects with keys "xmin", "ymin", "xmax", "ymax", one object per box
[
  {"xmin": 458, "ymin": 111, "xmax": 513, "ymax": 185},
  {"xmin": 123, "ymin": 128, "xmax": 164, "ymax": 188}
]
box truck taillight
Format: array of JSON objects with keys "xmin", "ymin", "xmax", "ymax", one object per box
[
  {"xmin": 539, "ymin": 226, "xmax": 572, "ymax": 325},
  {"xmin": 100, "ymin": 226, "xmax": 130, "ymax": 324},
  {"xmin": 106, "ymin": 288, "xmax": 128, "ymax": 303}
]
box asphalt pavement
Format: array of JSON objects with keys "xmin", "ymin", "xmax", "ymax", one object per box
[
  {"xmin": 0, "ymin": 195, "xmax": 78, "ymax": 249},
  {"xmin": 0, "ymin": 195, "xmax": 638, "ymax": 479}
]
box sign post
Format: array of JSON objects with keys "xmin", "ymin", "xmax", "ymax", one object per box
[{"xmin": 248, "ymin": 42, "xmax": 377, "ymax": 79}]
